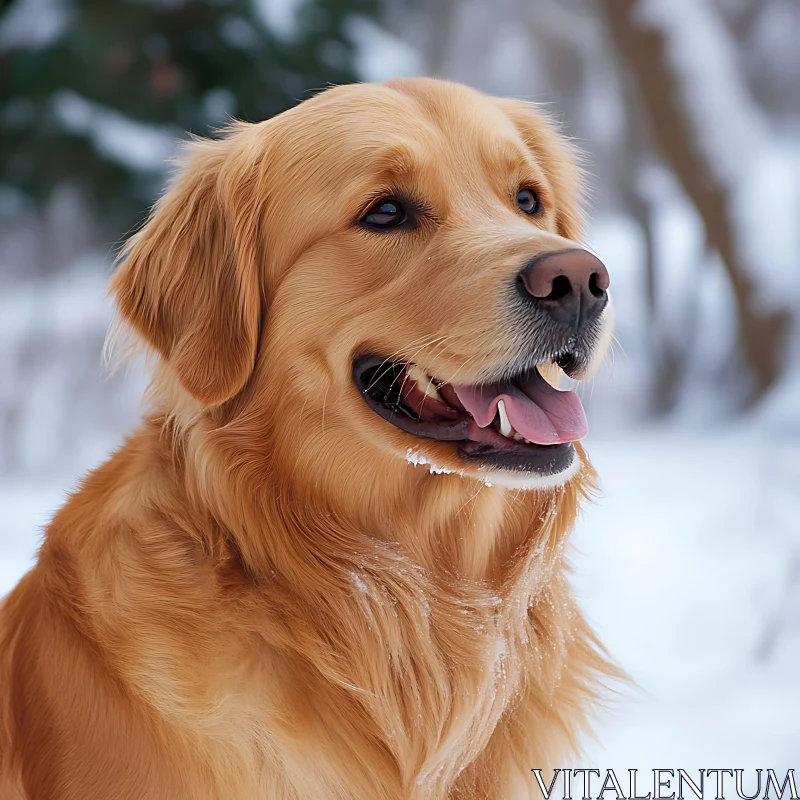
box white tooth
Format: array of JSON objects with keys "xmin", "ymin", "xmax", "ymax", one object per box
[
  {"xmin": 407, "ymin": 364, "xmax": 441, "ymax": 400},
  {"xmin": 497, "ymin": 399, "xmax": 513, "ymax": 438},
  {"xmin": 512, "ymin": 433, "xmax": 525, "ymax": 442}
]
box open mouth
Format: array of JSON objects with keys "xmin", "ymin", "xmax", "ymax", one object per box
[{"xmin": 353, "ymin": 354, "xmax": 588, "ymax": 477}]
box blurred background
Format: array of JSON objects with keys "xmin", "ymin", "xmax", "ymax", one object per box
[{"xmin": 1, "ymin": 0, "xmax": 798, "ymax": 770}]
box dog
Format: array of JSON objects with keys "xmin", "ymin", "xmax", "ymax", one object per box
[{"xmin": 0, "ymin": 78, "xmax": 615, "ymax": 799}]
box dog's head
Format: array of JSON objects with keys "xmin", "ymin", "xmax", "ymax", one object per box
[{"xmin": 112, "ymin": 79, "xmax": 613, "ymax": 496}]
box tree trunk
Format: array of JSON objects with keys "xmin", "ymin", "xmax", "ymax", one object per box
[{"xmin": 601, "ymin": 0, "xmax": 791, "ymax": 405}]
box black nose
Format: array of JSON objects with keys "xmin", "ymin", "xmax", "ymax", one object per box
[{"xmin": 518, "ymin": 249, "xmax": 609, "ymax": 328}]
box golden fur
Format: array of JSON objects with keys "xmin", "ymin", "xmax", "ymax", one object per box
[{"xmin": 0, "ymin": 78, "xmax": 613, "ymax": 799}]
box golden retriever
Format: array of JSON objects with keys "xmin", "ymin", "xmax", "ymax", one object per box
[{"xmin": 0, "ymin": 78, "xmax": 615, "ymax": 799}]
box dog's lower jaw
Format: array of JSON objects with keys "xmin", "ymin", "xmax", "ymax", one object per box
[
  {"xmin": 475, "ymin": 452, "xmax": 582, "ymax": 490},
  {"xmin": 404, "ymin": 439, "xmax": 585, "ymax": 491}
]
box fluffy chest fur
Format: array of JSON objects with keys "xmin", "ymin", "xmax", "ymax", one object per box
[
  {"xmin": 0, "ymin": 422, "xmax": 607, "ymax": 800},
  {"xmin": 13, "ymin": 424, "xmax": 599, "ymax": 800}
]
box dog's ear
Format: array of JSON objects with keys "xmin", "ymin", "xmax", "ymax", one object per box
[
  {"xmin": 111, "ymin": 133, "xmax": 263, "ymax": 406},
  {"xmin": 494, "ymin": 98, "xmax": 586, "ymax": 243}
]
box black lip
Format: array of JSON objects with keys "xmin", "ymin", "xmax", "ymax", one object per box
[
  {"xmin": 458, "ymin": 439, "xmax": 574, "ymax": 476},
  {"xmin": 353, "ymin": 354, "xmax": 575, "ymax": 475}
]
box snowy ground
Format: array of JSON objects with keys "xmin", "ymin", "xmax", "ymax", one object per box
[
  {"xmin": 574, "ymin": 421, "xmax": 800, "ymax": 770},
  {"xmin": 2, "ymin": 413, "xmax": 798, "ymax": 766}
]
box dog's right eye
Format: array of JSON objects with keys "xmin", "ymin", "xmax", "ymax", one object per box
[{"xmin": 362, "ymin": 198, "xmax": 407, "ymax": 228}]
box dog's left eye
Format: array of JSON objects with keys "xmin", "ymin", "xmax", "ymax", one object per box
[
  {"xmin": 362, "ymin": 198, "xmax": 407, "ymax": 228},
  {"xmin": 516, "ymin": 188, "xmax": 539, "ymax": 214}
]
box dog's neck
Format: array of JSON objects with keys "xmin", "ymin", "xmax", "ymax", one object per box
[{"xmin": 162, "ymin": 409, "xmax": 587, "ymax": 582}]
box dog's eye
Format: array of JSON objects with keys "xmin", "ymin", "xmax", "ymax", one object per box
[
  {"xmin": 363, "ymin": 198, "xmax": 407, "ymax": 228},
  {"xmin": 516, "ymin": 188, "xmax": 539, "ymax": 214}
]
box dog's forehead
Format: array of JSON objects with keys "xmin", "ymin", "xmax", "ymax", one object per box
[{"xmin": 273, "ymin": 80, "xmax": 534, "ymax": 178}]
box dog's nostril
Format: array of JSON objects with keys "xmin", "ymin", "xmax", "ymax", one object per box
[
  {"xmin": 546, "ymin": 275, "xmax": 572, "ymax": 302},
  {"xmin": 517, "ymin": 249, "xmax": 610, "ymax": 328},
  {"xmin": 588, "ymin": 272, "xmax": 606, "ymax": 299}
]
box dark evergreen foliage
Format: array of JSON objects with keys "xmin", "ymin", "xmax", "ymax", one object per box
[{"xmin": 0, "ymin": 0, "xmax": 383, "ymax": 234}]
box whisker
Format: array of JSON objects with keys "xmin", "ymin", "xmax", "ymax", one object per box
[{"xmin": 361, "ymin": 333, "xmax": 446, "ymax": 393}]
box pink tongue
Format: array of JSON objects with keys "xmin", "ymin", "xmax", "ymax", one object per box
[{"xmin": 452, "ymin": 369, "xmax": 588, "ymax": 445}]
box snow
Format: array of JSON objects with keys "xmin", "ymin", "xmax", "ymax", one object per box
[
  {"xmin": 0, "ymin": 266, "xmax": 146, "ymax": 478},
  {"xmin": 736, "ymin": 138, "xmax": 800, "ymax": 307},
  {"xmin": 406, "ymin": 447, "xmax": 458, "ymax": 475},
  {"xmin": 253, "ymin": 0, "xmax": 303, "ymax": 41},
  {"xmin": 0, "ymin": 0, "xmax": 71, "ymax": 52},
  {"xmin": 53, "ymin": 91, "xmax": 180, "ymax": 173},
  {"xmin": 346, "ymin": 16, "xmax": 423, "ymax": 83},
  {"xmin": 0, "ymin": 482, "xmax": 64, "ymax": 593},
  {"xmin": 634, "ymin": 0, "xmax": 798, "ymax": 314},
  {"xmin": 572, "ymin": 420, "xmax": 800, "ymax": 769},
  {"xmin": 635, "ymin": 0, "xmax": 768, "ymax": 191}
]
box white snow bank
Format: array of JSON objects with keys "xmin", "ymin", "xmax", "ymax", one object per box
[
  {"xmin": 0, "ymin": 265, "xmax": 146, "ymax": 478},
  {"xmin": 573, "ymin": 422, "xmax": 800, "ymax": 767}
]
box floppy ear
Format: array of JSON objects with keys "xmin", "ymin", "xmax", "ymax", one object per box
[
  {"xmin": 494, "ymin": 98, "xmax": 586, "ymax": 242},
  {"xmin": 111, "ymin": 133, "xmax": 263, "ymax": 406}
]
